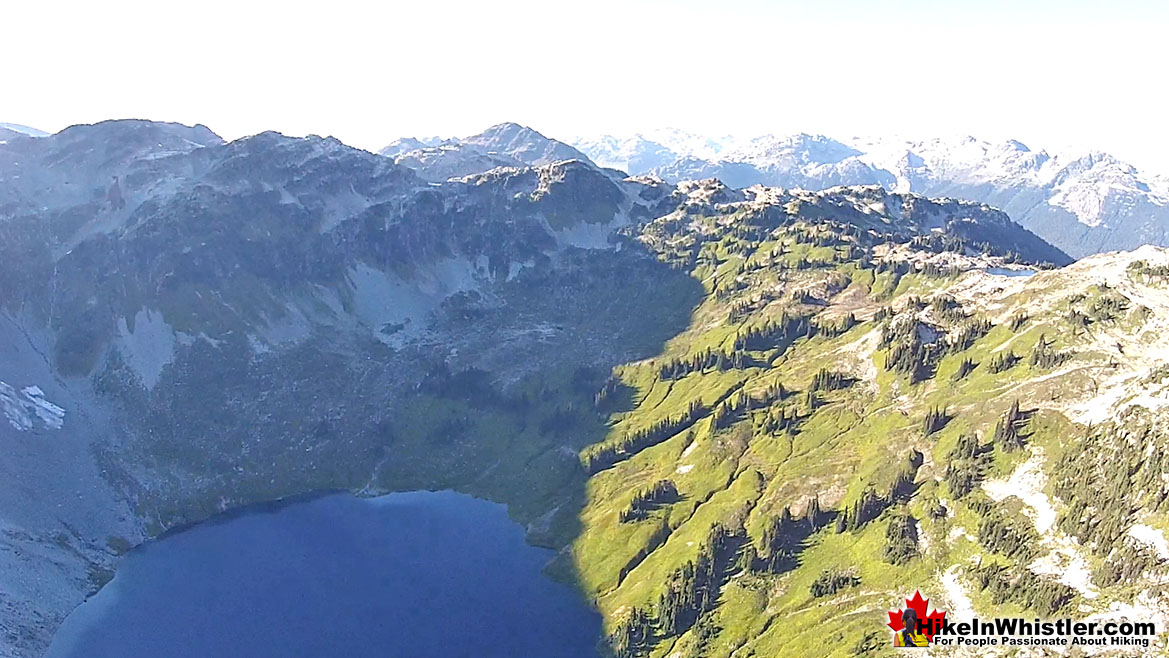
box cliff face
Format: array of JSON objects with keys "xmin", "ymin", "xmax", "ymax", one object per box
[{"xmin": 0, "ymin": 120, "xmax": 680, "ymax": 657}]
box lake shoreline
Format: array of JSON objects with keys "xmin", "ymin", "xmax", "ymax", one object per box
[{"xmin": 48, "ymin": 489, "xmax": 603, "ymax": 658}]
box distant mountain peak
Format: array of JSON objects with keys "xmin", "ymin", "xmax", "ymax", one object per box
[
  {"xmin": 1004, "ymin": 139, "xmax": 1031, "ymax": 152},
  {"xmin": 0, "ymin": 122, "xmax": 48, "ymax": 138},
  {"xmin": 378, "ymin": 136, "xmax": 444, "ymax": 158},
  {"xmin": 53, "ymin": 119, "xmax": 223, "ymax": 149},
  {"xmin": 461, "ymin": 122, "xmax": 591, "ymax": 165},
  {"xmin": 571, "ymin": 130, "xmax": 1169, "ymax": 258},
  {"xmin": 377, "ymin": 122, "xmax": 595, "ymax": 182}
]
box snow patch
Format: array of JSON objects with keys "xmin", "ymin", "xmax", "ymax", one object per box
[
  {"xmin": 0, "ymin": 382, "xmax": 65, "ymax": 431},
  {"xmin": 248, "ymin": 302, "xmax": 314, "ymax": 354},
  {"xmin": 116, "ymin": 309, "xmax": 176, "ymax": 390},
  {"xmin": 346, "ymin": 260, "xmax": 481, "ymax": 347},
  {"xmin": 1028, "ymin": 547, "xmax": 1097, "ymax": 599},
  {"xmin": 983, "ymin": 449, "xmax": 1099, "ymax": 597},
  {"xmin": 1129, "ymin": 524, "xmax": 1169, "ymax": 560},
  {"xmin": 983, "ymin": 451, "xmax": 1056, "ymax": 533},
  {"xmin": 551, "ymin": 216, "xmax": 621, "ymax": 249},
  {"xmin": 941, "ymin": 565, "xmax": 977, "ymax": 623}
]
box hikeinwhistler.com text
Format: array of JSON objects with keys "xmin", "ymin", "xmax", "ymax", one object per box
[{"xmin": 922, "ymin": 617, "xmax": 1157, "ymax": 649}]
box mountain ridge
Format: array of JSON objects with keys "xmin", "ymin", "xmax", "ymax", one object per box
[
  {"xmin": 378, "ymin": 122, "xmax": 596, "ymax": 183},
  {"xmin": 572, "ymin": 130, "xmax": 1169, "ymax": 259},
  {"xmin": 4, "ymin": 119, "xmax": 1168, "ymax": 658}
]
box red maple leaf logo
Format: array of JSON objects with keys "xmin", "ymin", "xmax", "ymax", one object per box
[{"xmin": 887, "ymin": 591, "xmax": 947, "ymax": 641}]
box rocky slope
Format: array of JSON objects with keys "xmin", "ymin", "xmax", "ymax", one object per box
[
  {"xmin": 3, "ymin": 119, "xmax": 1168, "ymax": 658},
  {"xmin": 572, "ymin": 131, "xmax": 1169, "ymax": 259},
  {"xmin": 0, "ymin": 119, "xmax": 663, "ymax": 656}
]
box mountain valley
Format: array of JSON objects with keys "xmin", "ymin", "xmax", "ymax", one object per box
[{"xmin": 0, "ymin": 120, "xmax": 1168, "ymax": 658}]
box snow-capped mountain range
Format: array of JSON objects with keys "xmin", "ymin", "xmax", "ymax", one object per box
[
  {"xmin": 12, "ymin": 119, "xmax": 1166, "ymax": 258},
  {"xmin": 570, "ymin": 130, "xmax": 1169, "ymax": 258}
]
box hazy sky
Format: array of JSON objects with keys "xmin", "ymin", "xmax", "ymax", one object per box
[{"xmin": 5, "ymin": 0, "xmax": 1168, "ymax": 171}]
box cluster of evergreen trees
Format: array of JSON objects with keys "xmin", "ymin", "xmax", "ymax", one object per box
[
  {"xmin": 873, "ymin": 260, "xmax": 913, "ymax": 276},
  {"xmin": 812, "ymin": 313, "xmax": 857, "ymax": 338},
  {"xmin": 1128, "ymin": 259, "xmax": 1169, "ymax": 280},
  {"xmin": 755, "ymin": 381, "xmax": 788, "ymax": 407},
  {"xmin": 986, "ymin": 350, "xmax": 1019, "ymax": 374},
  {"xmin": 734, "ymin": 314, "xmax": 813, "ymax": 352},
  {"xmin": 712, "ymin": 276, "xmax": 749, "ymax": 301},
  {"xmin": 1052, "ymin": 419, "xmax": 1169, "ymax": 559},
  {"xmin": 903, "ymin": 296, "xmax": 928, "ymax": 313},
  {"xmin": 1090, "ymin": 292, "xmax": 1130, "ymax": 323},
  {"xmin": 657, "ymin": 348, "xmax": 748, "ymax": 380},
  {"xmin": 609, "ymin": 521, "xmax": 744, "ymax": 657},
  {"xmin": 991, "ymin": 400, "xmax": 1027, "ymax": 451},
  {"xmin": 750, "ymin": 499, "xmax": 827, "ymax": 574},
  {"xmin": 657, "ymin": 523, "xmax": 743, "ymax": 636},
  {"xmin": 1008, "ymin": 312, "xmax": 1029, "ymax": 332},
  {"xmin": 968, "ymin": 562, "xmax": 1075, "ymax": 616},
  {"xmin": 921, "ymin": 262, "xmax": 965, "ymax": 278},
  {"xmin": 608, "ymin": 606, "xmax": 653, "ymax": 658},
  {"xmin": 977, "ymin": 507, "xmax": 1040, "ymax": 561},
  {"xmin": 952, "ymin": 357, "xmax": 977, "ymax": 381},
  {"xmin": 1092, "ymin": 540, "xmax": 1164, "ymax": 587},
  {"xmin": 583, "ymin": 400, "xmax": 706, "ymax": 474},
  {"xmin": 705, "ymin": 383, "xmax": 794, "ymax": 436},
  {"xmin": 809, "ymin": 568, "xmax": 861, "ymax": 598},
  {"xmin": 755, "ymin": 404, "xmax": 800, "ymax": 435},
  {"xmin": 804, "ymin": 231, "xmax": 846, "ymax": 248},
  {"xmin": 790, "ymin": 288, "xmax": 820, "ymax": 304},
  {"xmin": 882, "ymin": 319, "xmax": 936, "ymax": 383},
  {"xmin": 930, "ymin": 295, "xmax": 967, "ymax": 323},
  {"xmin": 594, "ymin": 376, "xmax": 620, "ymax": 409},
  {"xmin": 619, "ymin": 480, "xmax": 681, "ymax": 523},
  {"xmin": 711, "ymin": 390, "xmax": 751, "ymax": 430},
  {"xmin": 808, "ymin": 368, "xmax": 852, "ymax": 392},
  {"xmin": 944, "ymin": 318, "xmax": 993, "ymax": 354},
  {"xmin": 883, "ymin": 510, "xmax": 919, "ymax": 565},
  {"xmin": 1065, "ymin": 308, "xmax": 1091, "ymax": 331},
  {"xmin": 834, "ymin": 487, "xmax": 890, "ymax": 534},
  {"xmin": 835, "ymin": 451, "xmax": 921, "ymax": 533},
  {"xmin": 944, "ymin": 433, "xmax": 991, "ymax": 498},
  {"xmin": 910, "ymin": 233, "xmax": 968, "ymax": 255},
  {"xmin": 1028, "ymin": 334, "xmax": 1070, "ymax": 369},
  {"xmin": 922, "ymin": 405, "xmax": 950, "ymax": 436}
]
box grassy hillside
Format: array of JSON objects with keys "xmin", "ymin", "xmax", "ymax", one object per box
[{"xmin": 546, "ymin": 202, "xmax": 1169, "ymax": 656}]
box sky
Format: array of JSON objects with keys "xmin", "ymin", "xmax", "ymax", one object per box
[{"xmin": 4, "ymin": 0, "xmax": 1168, "ymax": 171}]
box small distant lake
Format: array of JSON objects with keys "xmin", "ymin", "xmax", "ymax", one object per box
[
  {"xmin": 46, "ymin": 491, "xmax": 601, "ymax": 658},
  {"xmin": 984, "ymin": 267, "xmax": 1038, "ymax": 277}
]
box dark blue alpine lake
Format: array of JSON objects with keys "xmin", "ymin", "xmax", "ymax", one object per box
[{"xmin": 47, "ymin": 491, "xmax": 600, "ymax": 658}]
